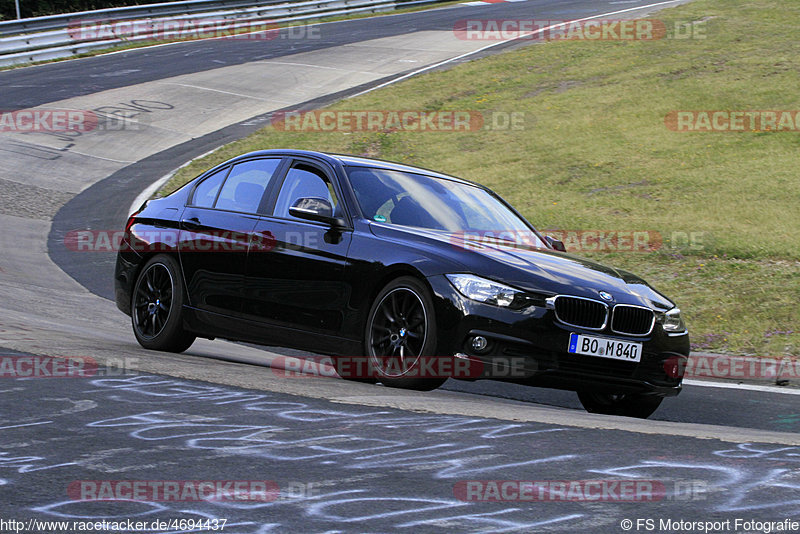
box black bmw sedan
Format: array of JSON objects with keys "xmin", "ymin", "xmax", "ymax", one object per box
[{"xmin": 115, "ymin": 149, "xmax": 690, "ymax": 418}]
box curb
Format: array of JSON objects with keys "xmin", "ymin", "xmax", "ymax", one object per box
[{"xmin": 685, "ymin": 352, "xmax": 799, "ymax": 388}]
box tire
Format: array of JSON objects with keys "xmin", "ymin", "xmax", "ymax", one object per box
[
  {"xmin": 577, "ymin": 391, "xmax": 663, "ymax": 419},
  {"xmin": 131, "ymin": 255, "xmax": 196, "ymax": 353},
  {"xmin": 365, "ymin": 276, "xmax": 446, "ymax": 391}
]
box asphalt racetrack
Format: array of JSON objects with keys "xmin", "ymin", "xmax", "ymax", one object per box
[{"xmin": 1, "ymin": 0, "xmax": 798, "ymax": 532}]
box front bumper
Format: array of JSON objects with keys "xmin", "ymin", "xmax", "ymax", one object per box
[{"xmin": 428, "ymin": 274, "xmax": 690, "ymax": 397}]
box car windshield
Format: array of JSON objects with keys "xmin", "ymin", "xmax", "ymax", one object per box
[{"xmin": 346, "ymin": 166, "xmax": 546, "ymax": 249}]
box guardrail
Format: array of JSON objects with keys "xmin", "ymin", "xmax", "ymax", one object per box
[
  {"xmin": 0, "ymin": 0, "xmax": 308, "ymax": 36},
  {"xmin": 0, "ymin": 0, "xmax": 441, "ymax": 67}
]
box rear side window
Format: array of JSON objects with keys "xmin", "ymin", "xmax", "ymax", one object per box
[
  {"xmin": 214, "ymin": 159, "xmax": 281, "ymax": 214},
  {"xmin": 191, "ymin": 167, "xmax": 228, "ymax": 208}
]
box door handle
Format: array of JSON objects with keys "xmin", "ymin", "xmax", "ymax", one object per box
[
  {"xmin": 251, "ymin": 229, "xmax": 277, "ymax": 252},
  {"xmin": 182, "ymin": 217, "xmax": 201, "ymax": 230}
]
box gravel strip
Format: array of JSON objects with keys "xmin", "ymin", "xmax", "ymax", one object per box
[{"xmin": 0, "ymin": 177, "xmax": 74, "ymax": 220}]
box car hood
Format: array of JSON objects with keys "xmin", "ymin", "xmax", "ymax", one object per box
[{"xmin": 369, "ymin": 223, "xmax": 676, "ymax": 310}]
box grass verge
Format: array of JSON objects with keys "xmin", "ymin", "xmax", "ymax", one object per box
[{"xmin": 161, "ymin": 0, "xmax": 800, "ymax": 356}]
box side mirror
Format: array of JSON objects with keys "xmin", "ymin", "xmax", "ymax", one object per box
[
  {"xmin": 288, "ymin": 197, "xmax": 345, "ymax": 228},
  {"xmin": 544, "ymin": 235, "xmax": 566, "ymax": 252}
]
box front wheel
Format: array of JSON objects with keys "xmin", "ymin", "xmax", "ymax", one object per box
[
  {"xmin": 131, "ymin": 255, "xmax": 195, "ymax": 353},
  {"xmin": 577, "ymin": 391, "xmax": 663, "ymax": 419},
  {"xmin": 365, "ymin": 276, "xmax": 446, "ymax": 391}
]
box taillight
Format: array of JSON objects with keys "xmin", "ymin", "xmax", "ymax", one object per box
[
  {"xmin": 123, "ymin": 206, "xmax": 144, "ymax": 251},
  {"xmin": 125, "ymin": 213, "xmax": 137, "ymax": 234},
  {"xmin": 125, "ymin": 202, "xmax": 146, "ymax": 234}
]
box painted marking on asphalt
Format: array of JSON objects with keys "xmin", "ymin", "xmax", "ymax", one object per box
[
  {"xmin": 258, "ymin": 60, "xmax": 379, "ymax": 76},
  {"xmin": 160, "ymin": 82, "xmax": 281, "ymax": 102},
  {"xmin": 0, "ymin": 421, "xmax": 53, "ymax": 430},
  {"xmin": 685, "ymin": 379, "xmax": 800, "ymax": 396},
  {"xmin": 57, "ymin": 148, "xmax": 135, "ymax": 164}
]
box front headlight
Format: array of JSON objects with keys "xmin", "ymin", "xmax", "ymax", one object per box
[
  {"xmin": 658, "ymin": 307, "xmax": 686, "ymax": 333},
  {"xmin": 446, "ymin": 274, "xmax": 523, "ymax": 307}
]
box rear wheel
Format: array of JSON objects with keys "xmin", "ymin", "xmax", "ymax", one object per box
[
  {"xmin": 577, "ymin": 391, "xmax": 663, "ymax": 419},
  {"xmin": 365, "ymin": 277, "xmax": 446, "ymax": 391},
  {"xmin": 131, "ymin": 255, "xmax": 195, "ymax": 353}
]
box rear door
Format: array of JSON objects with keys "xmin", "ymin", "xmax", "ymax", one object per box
[{"xmin": 179, "ymin": 157, "xmax": 283, "ymax": 318}]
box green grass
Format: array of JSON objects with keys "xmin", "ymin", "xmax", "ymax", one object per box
[{"xmin": 161, "ymin": 0, "xmax": 800, "ymax": 357}]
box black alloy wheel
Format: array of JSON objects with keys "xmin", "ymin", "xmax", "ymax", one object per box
[
  {"xmin": 132, "ymin": 255, "xmax": 195, "ymax": 353},
  {"xmin": 365, "ymin": 277, "xmax": 446, "ymax": 391}
]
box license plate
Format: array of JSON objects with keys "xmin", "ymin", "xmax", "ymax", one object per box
[{"xmin": 568, "ymin": 333, "xmax": 642, "ymax": 363}]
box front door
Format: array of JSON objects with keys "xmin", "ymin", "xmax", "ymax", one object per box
[{"xmin": 244, "ymin": 159, "xmax": 353, "ymax": 347}]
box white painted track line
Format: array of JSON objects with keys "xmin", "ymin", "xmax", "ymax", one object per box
[{"xmin": 684, "ymin": 379, "xmax": 800, "ymax": 395}]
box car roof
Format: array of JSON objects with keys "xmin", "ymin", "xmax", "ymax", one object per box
[{"xmin": 229, "ymin": 149, "xmax": 482, "ymax": 188}]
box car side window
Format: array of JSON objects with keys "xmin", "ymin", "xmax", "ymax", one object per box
[
  {"xmin": 273, "ymin": 163, "xmax": 339, "ymax": 220},
  {"xmin": 191, "ymin": 167, "xmax": 229, "ymax": 208},
  {"xmin": 214, "ymin": 158, "xmax": 281, "ymax": 214}
]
